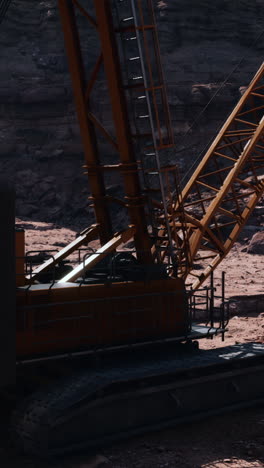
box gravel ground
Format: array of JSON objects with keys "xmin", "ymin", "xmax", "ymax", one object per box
[{"xmin": 2, "ymin": 405, "xmax": 264, "ymax": 468}]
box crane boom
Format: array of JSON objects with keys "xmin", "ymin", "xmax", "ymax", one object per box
[{"xmin": 166, "ymin": 63, "xmax": 264, "ymax": 288}]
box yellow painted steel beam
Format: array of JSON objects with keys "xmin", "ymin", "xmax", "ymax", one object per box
[
  {"xmin": 58, "ymin": 226, "xmax": 136, "ymax": 283},
  {"xmin": 191, "ymin": 182, "xmax": 264, "ymax": 290},
  {"xmin": 26, "ymin": 225, "xmax": 100, "ymax": 283},
  {"xmin": 189, "ymin": 118, "xmax": 264, "ymax": 259},
  {"xmin": 172, "ymin": 62, "xmax": 264, "ymax": 289},
  {"xmin": 180, "ymin": 63, "xmax": 264, "ymax": 204}
]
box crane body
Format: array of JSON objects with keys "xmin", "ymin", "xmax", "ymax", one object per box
[
  {"xmin": 3, "ymin": 0, "xmax": 264, "ymax": 457},
  {"xmin": 15, "ymin": 0, "xmax": 224, "ymax": 361}
]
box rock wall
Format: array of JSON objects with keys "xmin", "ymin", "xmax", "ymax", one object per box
[{"xmin": 0, "ymin": 0, "xmax": 263, "ymax": 228}]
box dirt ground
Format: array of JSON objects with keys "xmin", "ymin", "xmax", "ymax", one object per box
[
  {"xmin": 2, "ymin": 406, "xmax": 264, "ymax": 468},
  {"xmin": 6, "ymin": 220, "xmax": 264, "ymax": 468}
]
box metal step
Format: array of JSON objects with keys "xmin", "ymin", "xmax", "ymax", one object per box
[{"xmin": 113, "ymin": 0, "xmax": 176, "ymax": 261}]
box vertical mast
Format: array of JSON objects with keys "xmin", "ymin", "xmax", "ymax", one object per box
[
  {"xmin": 58, "ymin": 0, "xmax": 112, "ymax": 245},
  {"xmin": 93, "ymin": 0, "xmax": 152, "ymax": 261},
  {"xmin": 58, "ymin": 0, "xmax": 176, "ymax": 265}
]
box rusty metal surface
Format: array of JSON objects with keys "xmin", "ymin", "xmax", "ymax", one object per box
[
  {"xmin": 16, "ymin": 277, "xmax": 189, "ymax": 358},
  {"xmin": 58, "ymin": 226, "xmax": 136, "ymax": 282},
  {"xmin": 114, "ymin": 0, "xmax": 178, "ymax": 266},
  {"xmin": 57, "ymin": 0, "xmax": 178, "ymax": 263},
  {"xmin": 57, "ymin": 0, "xmax": 112, "ymax": 244},
  {"xmin": 168, "ymin": 63, "xmax": 264, "ymax": 288},
  {"xmin": 93, "ymin": 0, "xmax": 152, "ymax": 261},
  {"xmin": 26, "ymin": 225, "xmax": 99, "ymax": 283}
]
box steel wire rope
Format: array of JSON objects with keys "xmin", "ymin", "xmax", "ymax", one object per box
[
  {"xmin": 172, "ymin": 27, "xmax": 264, "ymax": 187},
  {"xmin": 0, "ymin": 0, "xmax": 12, "ymax": 25}
]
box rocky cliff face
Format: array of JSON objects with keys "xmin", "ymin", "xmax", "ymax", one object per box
[{"xmin": 0, "ymin": 0, "xmax": 263, "ymax": 228}]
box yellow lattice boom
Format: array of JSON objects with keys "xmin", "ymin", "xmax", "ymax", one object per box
[{"xmin": 170, "ymin": 62, "xmax": 264, "ymax": 289}]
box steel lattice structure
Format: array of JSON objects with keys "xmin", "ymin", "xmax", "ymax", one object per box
[
  {"xmin": 168, "ymin": 63, "xmax": 264, "ymax": 288},
  {"xmin": 57, "ymin": 0, "xmax": 176, "ymax": 266},
  {"xmin": 55, "ymin": 0, "xmax": 264, "ymax": 289}
]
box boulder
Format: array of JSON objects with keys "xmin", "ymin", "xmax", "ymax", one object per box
[{"xmin": 247, "ymin": 231, "xmax": 264, "ymax": 255}]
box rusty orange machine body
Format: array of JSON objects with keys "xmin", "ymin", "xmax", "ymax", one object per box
[
  {"xmin": 15, "ymin": 0, "xmax": 192, "ymax": 361},
  {"xmin": 15, "ymin": 0, "xmax": 264, "ymax": 362},
  {"xmin": 17, "ymin": 278, "xmax": 189, "ymax": 358}
]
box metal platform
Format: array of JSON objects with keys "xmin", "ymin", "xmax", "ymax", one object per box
[
  {"xmin": 16, "ymin": 324, "xmax": 225, "ymax": 366},
  {"xmin": 190, "ymin": 325, "xmax": 225, "ymax": 339}
]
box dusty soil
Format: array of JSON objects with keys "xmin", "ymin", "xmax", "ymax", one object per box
[
  {"xmin": 15, "ymin": 218, "xmax": 264, "ymax": 297},
  {"xmin": 5, "ymin": 220, "xmax": 264, "ymax": 468},
  {"xmin": 2, "ymin": 407, "xmax": 264, "ymax": 468}
]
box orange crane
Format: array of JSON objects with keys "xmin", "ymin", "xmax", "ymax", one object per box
[
  {"xmin": 2, "ymin": 0, "xmax": 263, "ymax": 457},
  {"xmin": 169, "ymin": 64, "xmax": 264, "ymax": 288}
]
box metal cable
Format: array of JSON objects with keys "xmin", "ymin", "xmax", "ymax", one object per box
[
  {"xmin": 174, "ymin": 27, "xmax": 264, "ymax": 186},
  {"xmin": 0, "ymin": 0, "xmax": 12, "ymax": 25}
]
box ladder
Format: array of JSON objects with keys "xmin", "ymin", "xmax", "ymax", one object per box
[{"xmin": 113, "ymin": 0, "xmax": 183, "ymax": 271}]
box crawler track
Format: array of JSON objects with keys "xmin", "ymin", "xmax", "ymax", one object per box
[{"xmin": 12, "ymin": 342, "xmax": 264, "ymax": 458}]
